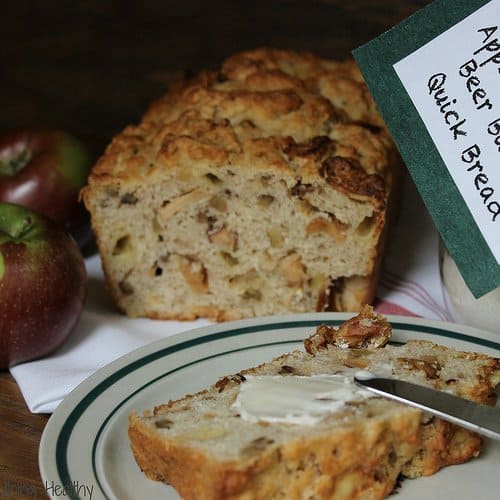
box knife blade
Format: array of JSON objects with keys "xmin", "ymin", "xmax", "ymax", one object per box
[{"xmin": 354, "ymin": 374, "xmax": 500, "ymax": 441}]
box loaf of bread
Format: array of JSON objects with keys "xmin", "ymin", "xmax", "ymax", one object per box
[
  {"xmin": 128, "ymin": 307, "xmax": 500, "ymax": 499},
  {"xmin": 82, "ymin": 48, "xmax": 402, "ymax": 320}
]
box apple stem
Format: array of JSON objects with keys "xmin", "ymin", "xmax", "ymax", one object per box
[
  {"xmin": 16, "ymin": 217, "xmax": 34, "ymax": 239},
  {"xmin": 1, "ymin": 216, "xmax": 35, "ymax": 240},
  {"xmin": 0, "ymin": 148, "xmax": 32, "ymax": 176}
]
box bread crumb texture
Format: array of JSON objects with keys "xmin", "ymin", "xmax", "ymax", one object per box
[
  {"xmin": 82, "ymin": 47, "xmax": 403, "ymax": 320},
  {"xmin": 128, "ymin": 307, "xmax": 500, "ymax": 499}
]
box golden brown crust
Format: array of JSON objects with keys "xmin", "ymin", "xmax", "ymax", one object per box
[
  {"xmin": 82, "ymin": 47, "xmax": 393, "ymax": 206},
  {"xmin": 82, "ymin": 49, "xmax": 390, "ymax": 199},
  {"xmin": 129, "ymin": 410, "xmax": 422, "ymax": 500},
  {"xmin": 402, "ymin": 417, "xmax": 482, "ymax": 478}
]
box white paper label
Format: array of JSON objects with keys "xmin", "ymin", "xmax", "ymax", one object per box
[{"xmin": 394, "ymin": 0, "xmax": 500, "ymax": 264}]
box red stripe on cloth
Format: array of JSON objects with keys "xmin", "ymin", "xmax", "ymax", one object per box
[
  {"xmin": 373, "ymin": 299, "xmax": 421, "ymax": 317},
  {"xmin": 380, "ymin": 270, "xmax": 448, "ymax": 321}
]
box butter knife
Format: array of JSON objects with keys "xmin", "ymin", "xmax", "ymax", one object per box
[{"xmin": 354, "ymin": 374, "xmax": 500, "ymax": 441}]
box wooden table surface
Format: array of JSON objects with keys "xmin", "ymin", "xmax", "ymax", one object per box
[
  {"xmin": 1, "ymin": 1, "xmax": 429, "ymax": 498},
  {"xmin": 0, "ymin": 373, "xmax": 49, "ymax": 499}
]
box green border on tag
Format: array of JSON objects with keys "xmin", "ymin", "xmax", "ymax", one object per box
[{"xmin": 353, "ymin": 0, "xmax": 499, "ymax": 298}]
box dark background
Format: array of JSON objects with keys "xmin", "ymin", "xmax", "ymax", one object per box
[{"xmin": 1, "ymin": 0, "xmax": 430, "ymax": 160}]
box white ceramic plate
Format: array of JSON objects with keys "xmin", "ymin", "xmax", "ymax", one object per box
[{"xmin": 39, "ymin": 314, "xmax": 500, "ymax": 500}]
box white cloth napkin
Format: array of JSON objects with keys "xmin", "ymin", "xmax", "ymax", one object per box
[
  {"xmin": 376, "ymin": 176, "xmax": 451, "ymax": 321},
  {"xmin": 10, "ymin": 176, "xmax": 450, "ymax": 414}
]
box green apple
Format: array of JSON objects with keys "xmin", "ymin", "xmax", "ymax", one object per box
[{"xmin": 0, "ymin": 202, "xmax": 86, "ymax": 369}]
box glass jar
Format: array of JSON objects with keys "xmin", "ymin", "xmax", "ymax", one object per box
[{"xmin": 439, "ymin": 239, "xmax": 500, "ymax": 333}]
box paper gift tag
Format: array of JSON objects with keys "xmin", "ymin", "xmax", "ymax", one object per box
[{"xmin": 353, "ymin": 0, "xmax": 500, "ymax": 298}]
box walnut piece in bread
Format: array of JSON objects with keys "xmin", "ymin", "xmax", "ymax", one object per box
[
  {"xmin": 82, "ymin": 48, "xmax": 403, "ymax": 321},
  {"xmin": 128, "ymin": 307, "xmax": 500, "ymax": 499}
]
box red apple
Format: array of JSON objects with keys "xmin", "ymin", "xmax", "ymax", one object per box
[
  {"xmin": 0, "ymin": 129, "xmax": 93, "ymax": 249},
  {"xmin": 0, "ymin": 202, "xmax": 87, "ymax": 369}
]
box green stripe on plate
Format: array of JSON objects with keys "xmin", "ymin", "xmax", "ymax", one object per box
[
  {"xmin": 92, "ymin": 339, "xmax": 301, "ymax": 499},
  {"xmin": 56, "ymin": 320, "xmax": 330, "ymax": 499}
]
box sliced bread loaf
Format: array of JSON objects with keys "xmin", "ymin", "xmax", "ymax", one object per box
[
  {"xmin": 82, "ymin": 48, "xmax": 402, "ymax": 321},
  {"xmin": 129, "ymin": 307, "xmax": 500, "ymax": 499}
]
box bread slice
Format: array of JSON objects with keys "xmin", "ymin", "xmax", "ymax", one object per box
[
  {"xmin": 81, "ymin": 48, "xmax": 403, "ymax": 321},
  {"xmin": 128, "ymin": 307, "xmax": 500, "ymax": 499}
]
